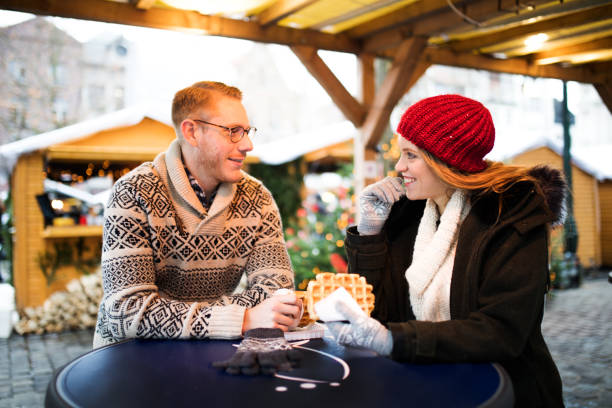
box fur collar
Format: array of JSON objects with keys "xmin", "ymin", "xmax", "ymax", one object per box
[
  {"xmin": 468, "ymin": 165, "xmax": 567, "ymax": 229},
  {"xmin": 527, "ymin": 165, "xmax": 567, "ymax": 226}
]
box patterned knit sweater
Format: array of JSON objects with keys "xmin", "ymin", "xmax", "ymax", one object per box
[{"xmin": 93, "ymin": 140, "xmax": 294, "ymax": 348}]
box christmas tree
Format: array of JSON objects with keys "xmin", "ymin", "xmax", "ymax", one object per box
[{"xmin": 284, "ymin": 165, "xmax": 354, "ymax": 289}]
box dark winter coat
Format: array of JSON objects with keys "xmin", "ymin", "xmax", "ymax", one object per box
[{"xmin": 344, "ymin": 166, "xmax": 565, "ymax": 407}]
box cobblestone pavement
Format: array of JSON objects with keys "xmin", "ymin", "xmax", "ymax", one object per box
[
  {"xmin": 0, "ymin": 275, "xmax": 610, "ymax": 407},
  {"xmin": 0, "ymin": 329, "xmax": 93, "ymax": 408},
  {"xmin": 542, "ymin": 274, "xmax": 612, "ymax": 408}
]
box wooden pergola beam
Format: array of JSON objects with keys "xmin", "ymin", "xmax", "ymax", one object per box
[
  {"xmin": 594, "ymin": 82, "xmax": 612, "ymax": 114},
  {"xmin": 130, "ymin": 0, "xmax": 156, "ymax": 10},
  {"xmin": 449, "ymin": 3, "xmax": 612, "ymax": 53},
  {"xmin": 290, "ymin": 45, "xmax": 366, "ymax": 127},
  {"xmin": 533, "ymin": 36, "xmax": 612, "ymax": 65},
  {"xmin": 0, "ymin": 0, "xmax": 360, "ymax": 53},
  {"xmin": 257, "ymin": 0, "xmax": 317, "ymax": 26},
  {"xmin": 360, "ymin": 0, "xmax": 558, "ymax": 53},
  {"xmin": 351, "ymin": 0, "xmax": 552, "ymax": 39},
  {"xmin": 358, "ymin": 54, "xmax": 375, "ymax": 111},
  {"xmin": 362, "ymin": 37, "xmax": 428, "ymax": 149},
  {"xmin": 425, "ymin": 47, "xmax": 612, "ymax": 84},
  {"xmin": 363, "ymin": 26, "xmax": 414, "ymax": 53},
  {"xmin": 404, "ymin": 60, "xmax": 431, "ymax": 95},
  {"xmin": 346, "ymin": 0, "xmax": 454, "ymax": 38}
]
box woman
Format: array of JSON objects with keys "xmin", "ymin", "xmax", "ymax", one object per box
[{"xmin": 328, "ymin": 95, "xmax": 565, "ymax": 407}]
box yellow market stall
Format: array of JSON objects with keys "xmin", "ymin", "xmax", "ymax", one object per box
[
  {"xmin": 2, "ymin": 105, "xmax": 176, "ymax": 309},
  {"xmin": 600, "ymin": 179, "xmax": 612, "ymax": 267},
  {"xmin": 506, "ymin": 141, "xmax": 612, "ymax": 269}
]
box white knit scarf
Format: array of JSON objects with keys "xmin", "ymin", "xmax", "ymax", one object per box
[{"xmin": 405, "ymin": 189, "xmax": 470, "ymax": 322}]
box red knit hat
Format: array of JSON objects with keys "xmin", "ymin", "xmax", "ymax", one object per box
[{"xmin": 396, "ymin": 94, "xmax": 495, "ymax": 173}]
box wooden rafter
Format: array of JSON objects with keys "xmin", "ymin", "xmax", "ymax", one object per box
[
  {"xmin": 363, "ymin": 26, "xmax": 414, "ymax": 53},
  {"xmin": 359, "ymin": 0, "xmax": 554, "ymax": 52},
  {"xmin": 0, "ymin": 0, "xmax": 360, "ymax": 53},
  {"xmin": 425, "ymin": 48, "xmax": 612, "ymax": 84},
  {"xmin": 404, "ymin": 60, "xmax": 431, "ymax": 95},
  {"xmin": 309, "ymin": 0, "xmax": 414, "ymax": 31},
  {"xmin": 449, "ymin": 3, "xmax": 612, "ymax": 53},
  {"xmin": 533, "ymin": 36, "xmax": 612, "ymax": 65},
  {"xmin": 362, "ymin": 37, "xmax": 428, "ymax": 149},
  {"xmin": 290, "ymin": 45, "xmax": 365, "ymax": 127},
  {"xmin": 257, "ymin": 0, "xmax": 317, "ymax": 27},
  {"xmin": 358, "ymin": 54, "xmax": 375, "ymax": 111},
  {"xmin": 345, "ymin": 0, "xmax": 452, "ymax": 38},
  {"xmin": 496, "ymin": 25, "xmax": 612, "ymax": 58},
  {"xmin": 130, "ymin": 0, "xmax": 156, "ymax": 10},
  {"xmin": 351, "ymin": 0, "xmax": 553, "ymax": 39},
  {"xmin": 477, "ymin": 0, "xmax": 612, "ymax": 30},
  {"xmin": 0, "ymin": 0, "xmax": 608, "ymax": 116},
  {"xmin": 594, "ymin": 82, "xmax": 612, "ymax": 114}
]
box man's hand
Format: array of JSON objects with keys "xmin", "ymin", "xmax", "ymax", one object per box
[
  {"xmin": 358, "ymin": 176, "xmax": 405, "ymax": 235},
  {"xmin": 242, "ymin": 293, "xmax": 302, "ymax": 334},
  {"xmin": 326, "ymin": 301, "xmax": 393, "ymax": 356}
]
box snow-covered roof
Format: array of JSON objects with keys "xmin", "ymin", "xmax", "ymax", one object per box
[
  {"xmin": 0, "ymin": 104, "xmax": 172, "ymax": 180},
  {"xmin": 250, "ymin": 120, "xmax": 356, "ymax": 165},
  {"xmin": 574, "ymin": 145, "xmax": 612, "ymax": 181},
  {"xmin": 489, "ymin": 134, "xmax": 612, "ymax": 181},
  {"xmin": 0, "ymin": 103, "xmax": 357, "ymax": 185}
]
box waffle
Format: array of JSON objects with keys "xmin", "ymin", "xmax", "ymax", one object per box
[{"xmin": 304, "ymin": 272, "xmax": 375, "ymax": 321}]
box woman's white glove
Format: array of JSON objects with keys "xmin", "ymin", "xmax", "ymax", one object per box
[
  {"xmin": 326, "ymin": 301, "xmax": 393, "ymax": 356},
  {"xmin": 357, "ymin": 176, "xmax": 405, "ymax": 235}
]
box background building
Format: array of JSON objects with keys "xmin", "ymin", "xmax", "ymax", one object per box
[
  {"xmin": 80, "ymin": 33, "xmax": 128, "ymax": 119},
  {"xmin": 0, "ymin": 17, "xmax": 82, "ymax": 144},
  {"xmin": 0, "ymin": 17, "xmax": 129, "ymax": 146}
]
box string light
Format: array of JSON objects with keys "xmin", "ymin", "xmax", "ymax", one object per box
[
  {"xmin": 51, "ymin": 200, "xmax": 64, "ymax": 210},
  {"xmin": 524, "ymin": 33, "xmax": 548, "ymax": 52}
]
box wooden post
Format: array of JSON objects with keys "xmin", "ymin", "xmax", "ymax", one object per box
[
  {"xmin": 354, "ymin": 54, "xmax": 376, "ymax": 218},
  {"xmin": 358, "ymin": 54, "xmax": 375, "ymax": 112}
]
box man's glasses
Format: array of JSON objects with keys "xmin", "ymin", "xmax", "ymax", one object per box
[{"xmin": 191, "ymin": 119, "xmax": 256, "ymax": 143}]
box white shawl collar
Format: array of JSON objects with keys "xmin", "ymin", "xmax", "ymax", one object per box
[{"xmin": 405, "ymin": 189, "xmax": 470, "ymax": 321}]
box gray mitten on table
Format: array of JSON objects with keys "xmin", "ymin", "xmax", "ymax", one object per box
[{"xmin": 212, "ymin": 328, "xmax": 301, "ymax": 375}]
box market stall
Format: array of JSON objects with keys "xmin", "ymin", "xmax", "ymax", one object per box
[{"xmin": 2, "ymin": 105, "xmax": 176, "ymax": 308}]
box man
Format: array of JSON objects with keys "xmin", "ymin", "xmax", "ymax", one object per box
[{"xmin": 94, "ymin": 81, "xmax": 300, "ymax": 348}]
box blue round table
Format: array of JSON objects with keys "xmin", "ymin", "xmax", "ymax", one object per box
[{"xmin": 46, "ymin": 337, "xmax": 513, "ymax": 407}]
